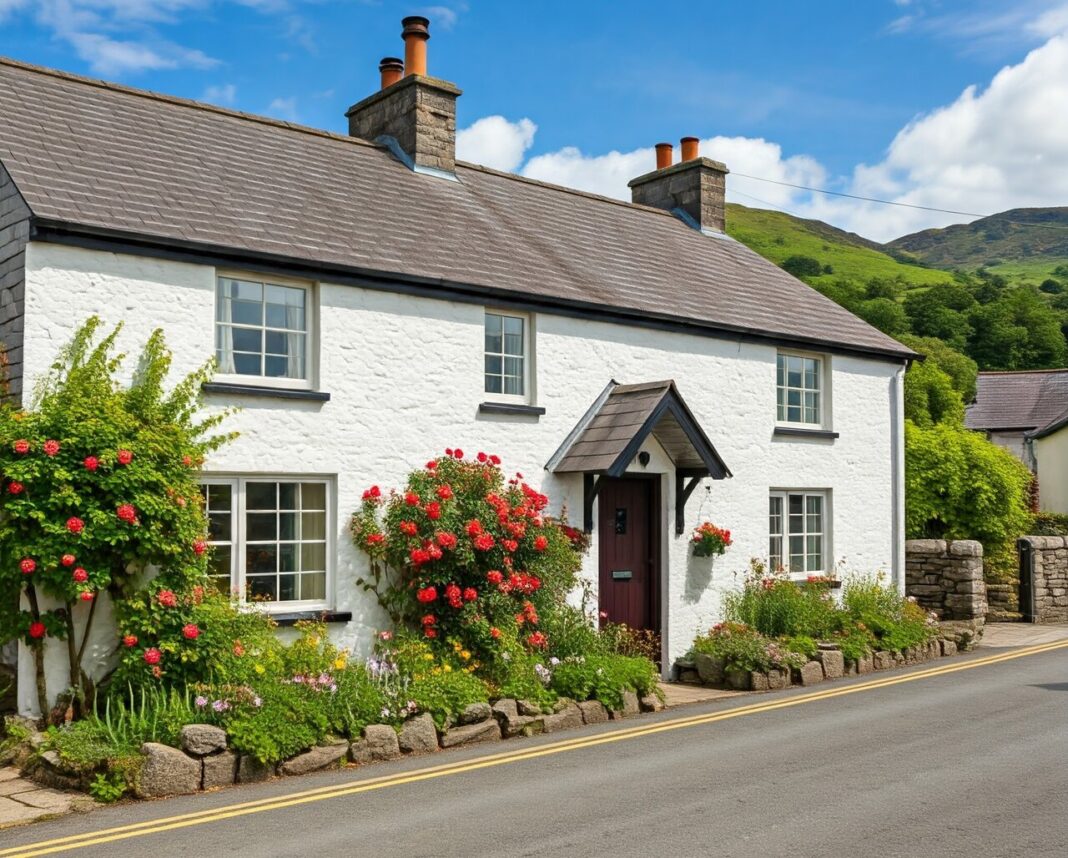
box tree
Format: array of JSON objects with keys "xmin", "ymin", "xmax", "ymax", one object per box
[
  {"xmin": 856, "ymin": 297, "xmax": 909, "ymax": 336},
  {"xmin": 897, "ymin": 335, "xmax": 978, "ymax": 404},
  {"xmin": 781, "ymin": 255, "xmax": 823, "ymax": 278},
  {"xmin": 968, "ymin": 287, "xmax": 1067, "ymax": 369},
  {"xmin": 1040, "ymin": 278, "xmax": 1064, "ymax": 294},
  {"xmin": 0, "ymin": 319, "xmax": 233, "ymax": 713},
  {"xmin": 902, "ymin": 360, "xmax": 964, "ymax": 427},
  {"xmin": 904, "ymin": 285, "xmax": 977, "ymax": 352}
]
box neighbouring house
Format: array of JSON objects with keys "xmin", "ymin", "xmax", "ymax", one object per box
[
  {"xmin": 966, "ymin": 369, "xmax": 1068, "ymax": 513},
  {"xmin": 0, "ymin": 17, "xmax": 914, "ymax": 714}
]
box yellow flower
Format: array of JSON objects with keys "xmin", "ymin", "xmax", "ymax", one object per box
[
  {"xmin": 443, "ymin": 664, "xmax": 452, "ymax": 673},
  {"xmin": 423, "ymin": 653, "xmax": 434, "ymax": 661},
  {"xmin": 431, "ymin": 667, "xmax": 442, "ymax": 676},
  {"xmin": 460, "ymin": 650, "xmax": 470, "ymax": 660},
  {"xmin": 254, "ymin": 663, "xmax": 265, "ymax": 675}
]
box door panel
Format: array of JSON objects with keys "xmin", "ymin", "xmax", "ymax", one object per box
[{"xmin": 598, "ymin": 477, "xmax": 659, "ymax": 632}]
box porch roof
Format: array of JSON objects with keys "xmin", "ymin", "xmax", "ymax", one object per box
[{"xmin": 546, "ymin": 380, "xmax": 731, "ymax": 479}]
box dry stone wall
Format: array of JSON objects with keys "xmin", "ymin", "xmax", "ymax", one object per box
[
  {"xmin": 905, "ymin": 539, "xmax": 987, "ymax": 621},
  {"xmin": 1018, "ymin": 536, "xmax": 1068, "ymax": 623}
]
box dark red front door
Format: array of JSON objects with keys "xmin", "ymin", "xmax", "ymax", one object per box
[{"xmin": 598, "ymin": 477, "xmax": 660, "ymax": 632}]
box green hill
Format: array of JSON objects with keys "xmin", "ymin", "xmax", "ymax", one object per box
[
  {"xmin": 887, "ymin": 207, "xmax": 1068, "ymax": 283},
  {"xmin": 725, "ymin": 204, "xmax": 955, "ymax": 287}
]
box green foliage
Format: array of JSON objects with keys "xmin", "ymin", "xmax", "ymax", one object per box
[
  {"xmin": 841, "ymin": 577, "xmax": 931, "ymax": 652},
  {"xmin": 722, "ymin": 576, "xmax": 839, "ymax": 639},
  {"xmin": 548, "ymin": 655, "xmax": 659, "ymax": 711},
  {"xmin": 903, "ymin": 359, "xmax": 965, "ymax": 428},
  {"xmin": 1040, "ymin": 278, "xmax": 1064, "ymax": 294},
  {"xmin": 968, "ymin": 287, "xmax": 1067, "ymax": 369},
  {"xmin": 781, "ymin": 255, "xmax": 824, "ymax": 278},
  {"xmin": 0, "ymin": 318, "xmax": 234, "ymax": 706},
  {"xmin": 1030, "ymin": 512, "xmax": 1068, "ymax": 536},
  {"xmin": 690, "ymin": 622, "xmax": 805, "ymax": 673},
  {"xmin": 898, "ymin": 335, "xmax": 978, "ymax": 403},
  {"xmin": 88, "ymin": 771, "xmax": 128, "ymax": 803},
  {"xmin": 905, "ymin": 421, "xmax": 1032, "ymax": 552},
  {"xmin": 856, "ymin": 297, "xmax": 909, "ymax": 336}
]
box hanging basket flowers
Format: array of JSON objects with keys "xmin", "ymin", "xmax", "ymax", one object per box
[{"xmin": 692, "ymin": 522, "xmax": 733, "ymax": 557}]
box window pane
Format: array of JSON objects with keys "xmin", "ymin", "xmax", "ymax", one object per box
[
  {"xmin": 278, "ymin": 543, "xmax": 298, "ymax": 573},
  {"xmin": 504, "ymin": 331, "xmax": 523, "ymax": 356},
  {"xmin": 789, "ymin": 494, "xmax": 804, "ymax": 516},
  {"xmin": 485, "ymin": 313, "xmax": 502, "ymax": 353},
  {"xmin": 805, "ymin": 359, "xmax": 820, "ymax": 388},
  {"xmin": 247, "ymin": 513, "xmax": 277, "ymax": 542},
  {"xmin": 278, "ymin": 574, "xmax": 298, "ymax": 602},
  {"xmin": 302, "ymin": 513, "xmax": 326, "ymax": 540},
  {"xmin": 278, "ymin": 482, "xmax": 298, "ymax": 510},
  {"xmin": 247, "ymin": 483, "xmax": 276, "ymax": 510},
  {"xmin": 206, "ymin": 484, "xmax": 231, "ymax": 509},
  {"xmin": 248, "ymin": 575, "xmax": 276, "ymax": 601},
  {"xmin": 230, "ymin": 328, "xmax": 262, "ymax": 353},
  {"xmin": 208, "ymin": 512, "xmax": 231, "ymax": 542},
  {"xmin": 485, "ymin": 355, "xmax": 502, "ymax": 375},
  {"xmin": 776, "ymin": 354, "xmax": 785, "ymax": 385},
  {"xmin": 247, "ymin": 544, "xmax": 277, "ymax": 575},
  {"xmin": 485, "ymin": 374, "xmax": 502, "ymax": 394},
  {"xmin": 301, "ymin": 483, "xmax": 326, "ymax": 510},
  {"xmin": 301, "ymin": 542, "xmax": 326, "ymax": 571},
  {"xmin": 233, "ymin": 353, "xmax": 261, "ymax": 375},
  {"xmin": 208, "ymin": 548, "xmax": 231, "ymax": 577},
  {"xmin": 279, "ymin": 512, "xmax": 298, "ymax": 541},
  {"xmin": 300, "ymin": 572, "xmax": 326, "ymax": 601}
]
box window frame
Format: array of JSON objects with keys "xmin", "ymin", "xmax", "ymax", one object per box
[
  {"xmin": 199, "ymin": 474, "xmax": 335, "ymax": 612},
  {"xmin": 483, "ymin": 309, "xmax": 535, "ymax": 405},
  {"xmin": 775, "ymin": 349, "xmax": 830, "ymax": 430},
  {"xmin": 214, "ymin": 271, "xmax": 318, "ymax": 392},
  {"xmin": 768, "ymin": 489, "xmax": 831, "ymax": 576}
]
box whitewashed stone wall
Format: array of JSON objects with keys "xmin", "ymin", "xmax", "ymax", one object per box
[{"xmin": 17, "ymin": 242, "xmax": 904, "ymax": 712}]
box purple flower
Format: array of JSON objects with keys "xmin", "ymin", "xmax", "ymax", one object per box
[
  {"xmin": 194, "ymin": 695, "xmax": 208, "ymax": 707},
  {"xmin": 212, "ymin": 699, "xmax": 230, "ymax": 712},
  {"xmin": 252, "ymin": 696, "xmax": 262, "ymax": 708}
]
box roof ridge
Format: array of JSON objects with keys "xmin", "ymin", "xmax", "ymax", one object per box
[
  {"xmin": 0, "ymin": 55, "xmax": 380, "ymax": 152},
  {"xmin": 978, "ymin": 368, "xmax": 1068, "ymax": 376}
]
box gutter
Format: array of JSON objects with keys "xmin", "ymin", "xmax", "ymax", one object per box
[
  {"xmin": 891, "ymin": 363, "xmax": 906, "ymax": 593},
  {"xmin": 28, "ymin": 217, "xmax": 919, "ymax": 366}
]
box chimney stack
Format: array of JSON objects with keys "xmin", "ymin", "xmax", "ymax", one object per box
[
  {"xmin": 628, "ymin": 137, "xmax": 729, "ymax": 233},
  {"xmin": 346, "ymin": 16, "xmax": 462, "ymax": 177},
  {"xmin": 655, "ymin": 142, "xmax": 673, "ymax": 170},
  {"xmin": 379, "ymin": 57, "xmax": 404, "ymax": 89}
]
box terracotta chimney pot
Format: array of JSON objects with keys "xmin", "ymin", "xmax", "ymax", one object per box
[
  {"xmin": 655, "ymin": 142, "xmax": 673, "ymax": 170},
  {"xmin": 681, "ymin": 137, "xmax": 700, "ymax": 162},
  {"xmin": 402, "ymin": 15, "xmax": 430, "ymax": 76},
  {"xmin": 379, "ymin": 57, "xmax": 404, "ymax": 89}
]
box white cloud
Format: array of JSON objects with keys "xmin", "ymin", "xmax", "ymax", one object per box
[
  {"xmin": 201, "ymin": 82, "xmax": 237, "ymax": 104},
  {"xmin": 456, "ymin": 116, "xmax": 537, "ymax": 172},
  {"xmin": 266, "ymin": 96, "xmax": 298, "ymax": 120}
]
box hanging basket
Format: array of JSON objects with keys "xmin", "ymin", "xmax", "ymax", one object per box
[{"xmin": 691, "ymin": 522, "xmax": 732, "ymax": 557}]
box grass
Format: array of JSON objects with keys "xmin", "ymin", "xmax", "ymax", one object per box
[
  {"xmin": 984, "ymin": 257, "xmax": 1068, "ymax": 284},
  {"xmin": 726, "ymin": 204, "xmax": 956, "ymax": 288}
]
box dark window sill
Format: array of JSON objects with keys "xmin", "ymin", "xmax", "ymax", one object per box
[
  {"xmin": 479, "ymin": 402, "xmax": 546, "ymax": 417},
  {"xmin": 202, "ymin": 382, "xmax": 331, "ymax": 402},
  {"xmin": 271, "ymin": 610, "xmax": 352, "ymax": 627},
  {"xmin": 773, "ymin": 426, "xmax": 839, "ymax": 440}
]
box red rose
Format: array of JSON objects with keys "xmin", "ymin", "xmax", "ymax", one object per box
[
  {"xmin": 436, "ymin": 485, "xmax": 453, "ymax": 500},
  {"xmin": 427, "ymin": 544, "xmax": 443, "ymax": 561},
  {"xmin": 477, "ymin": 452, "xmax": 488, "ymax": 463},
  {"xmin": 489, "ymin": 454, "xmax": 501, "ymax": 465},
  {"xmin": 42, "ymin": 440, "xmax": 60, "ymax": 456},
  {"xmin": 157, "ymin": 590, "xmax": 178, "ymax": 608},
  {"xmin": 424, "ymin": 627, "xmax": 437, "ymax": 639},
  {"xmin": 19, "ymin": 558, "xmax": 35, "ymax": 575},
  {"xmin": 116, "ymin": 503, "xmax": 137, "ymax": 523},
  {"xmin": 445, "ymin": 583, "xmax": 461, "ymax": 601},
  {"xmin": 445, "ymin": 448, "xmax": 453, "ymax": 457},
  {"xmin": 13, "ymin": 439, "xmax": 30, "ymax": 454},
  {"xmin": 8, "ymin": 481, "xmax": 24, "ymax": 495},
  {"xmin": 466, "ymin": 519, "xmax": 483, "ymax": 536},
  {"xmin": 487, "ymin": 570, "xmax": 503, "ymax": 585},
  {"xmin": 436, "ymin": 531, "xmax": 457, "ymax": 549},
  {"xmin": 182, "ymin": 623, "xmax": 200, "ymax": 640},
  {"xmin": 362, "ymin": 485, "xmax": 382, "ymax": 501},
  {"xmin": 404, "ymin": 491, "xmax": 421, "ymax": 506},
  {"xmin": 502, "ymin": 539, "xmax": 518, "ymax": 553},
  {"xmin": 193, "ymin": 540, "xmax": 207, "ymax": 556},
  {"xmin": 534, "ymin": 535, "xmax": 549, "ymax": 551},
  {"xmin": 233, "ymin": 642, "xmax": 245, "ymax": 656},
  {"xmin": 80, "ymin": 591, "xmax": 94, "ymax": 602},
  {"xmin": 365, "ymin": 533, "xmax": 385, "ymax": 546},
  {"xmin": 473, "ymin": 533, "xmax": 495, "ymax": 552},
  {"xmin": 526, "ymin": 631, "xmax": 548, "ymax": 649},
  {"xmin": 182, "ymin": 455, "xmax": 193, "ymax": 467},
  {"xmin": 463, "ymin": 587, "xmax": 477, "ymax": 602},
  {"xmin": 28, "ymin": 621, "xmax": 46, "ymax": 639},
  {"xmin": 426, "ymin": 501, "xmax": 442, "ymax": 520},
  {"xmin": 143, "ymin": 647, "xmax": 162, "ymax": 665},
  {"xmin": 122, "ymin": 634, "xmax": 138, "ymax": 647},
  {"xmin": 421, "ymin": 614, "xmax": 436, "ymax": 626},
  {"xmin": 83, "ymin": 456, "xmax": 99, "ymax": 472},
  {"xmin": 453, "ymin": 448, "xmax": 464, "ymax": 459},
  {"xmin": 66, "ymin": 516, "xmax": 84, "ymax": 534},
  {"xmin": 410, "ymin": 548, "xmax": 431, "ymax": 566},
  {"xmin": 416, "ymin": 585, "xmax": 437, "ymax": 603},
  {"xmin": 72, "ymin": 567, "xmax": 88, "ymax": 583},
  {"xmin": 399, "ymin": 521, "xmax": 418, "ymax": 536},
  {"xmin": 117, "ymin": 449, "xmax": 133, "ymax": 465},
  {"xmin": 61, "ymin": 554, "xmax": 76, "ymax": 567},
  {"xmin": 490, "ymin": 627, "xmax": 501, "ymax": 639},
  {"xmin": 426, "ymin": 460, "xmax": 438, "ymax": 470}
]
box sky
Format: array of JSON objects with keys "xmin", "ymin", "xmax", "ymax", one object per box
[{"xmin": 1, "ymin": 0, "xmax": 1067, "ymax": 241}]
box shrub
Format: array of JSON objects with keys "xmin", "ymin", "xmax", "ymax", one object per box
[
  {"xmin": 548, "ymin": 654, "xmax": 659, "ymax": 710},
  {"xmin": 1030, "ymin": 512, "xmax": 1068, "ymax": 536},
  {"xmin": 841, "ymin": 576, "xmax": 934, "ymax": 652},
  {"xmin": 722, "ymin": 573, "xmax": 839, "ymax": 640},
  {"xmin": 691, "ymin": 623, "xmax": 806, "ymax": 673},
  {"xmin": 351, "ymin": 450, "xmax": 583, "ymax": 671},
  {"xmin": 0, "ymin": 318, "xmax": 233, "ymax": 710},
  {"xmin": 781, "ymin": 255, "xmax": 824, "ymax": 278}
]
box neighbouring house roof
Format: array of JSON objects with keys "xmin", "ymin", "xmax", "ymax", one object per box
[
  {"xmin": 0, "ymin": 57, "xmax": 915, "ymax": 361},
  {"xmin": 965, "ymin": 369, "xmax": 1068, "ymax": 436},
  {"xmin": 547, "ymin": 380, "xmax": 731, "ymax": 477}
]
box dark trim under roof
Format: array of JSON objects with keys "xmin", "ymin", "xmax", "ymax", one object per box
[
  {"xmin": 547, "ymin": 380, "xmax": 731, "ymax": 479},
  {"xmin": 30, "ymin": 219, "xmax": 914, "ymax": 363}
]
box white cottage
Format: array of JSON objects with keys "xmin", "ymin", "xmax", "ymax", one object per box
[{"xmin": 0, "ymin": 18, "xmax": 914, "ymax": 713}]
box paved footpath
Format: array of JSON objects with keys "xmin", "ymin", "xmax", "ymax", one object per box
[{"xmin": 0, "ymin": 770, "xmax": 86, "ymax": 829}]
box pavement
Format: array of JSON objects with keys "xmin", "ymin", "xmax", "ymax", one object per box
[
  {"xmin": 0, "ymin": 629, "xmax": 1064, "ymax": 857},
  {"xmin": 0, "ymin": 770, "xmax": 83, "ymax": 829}
]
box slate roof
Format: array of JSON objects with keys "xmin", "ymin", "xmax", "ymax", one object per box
[
  {"xmin": 548, "ymin": 381, "xmax": 730, "ymax": 477},
  {"xmin": 965, "ymin": 369, "xmax": 1068, "ymax": 435},
  {"xmin": 0, "ymin": 57, "xmax": 914, "ymax": 361}
]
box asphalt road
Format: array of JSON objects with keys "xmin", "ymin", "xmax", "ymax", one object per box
[{"xmin": 3, "ymin": 643, "xmax": 1066, "ymax": 858}]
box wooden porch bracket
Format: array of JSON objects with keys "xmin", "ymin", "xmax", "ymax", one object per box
[
  {"xmin": 583, "ymin": 473, "xmax": 603, "ymax": 533},
  {"xmin": 675, "ymin": 471, "xmax": 703, "ymax": 535}
]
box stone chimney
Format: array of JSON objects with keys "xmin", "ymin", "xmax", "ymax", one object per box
[
  {"xmin": 628, "ymin": 137, "xmax": 730, "ymax": 233},
  {"xmin": 345, "ymin": 16, "xmax": 461, "ymax": 177}
]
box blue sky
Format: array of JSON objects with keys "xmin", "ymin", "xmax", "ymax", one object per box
[{"xmin": 2, "ymin": 1, "xmax": 1068, "ymax": 240}]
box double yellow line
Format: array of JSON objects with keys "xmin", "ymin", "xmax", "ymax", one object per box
[{"xmin": 4, "ymin": 638, "xmax": 1066, "ymax": 857}]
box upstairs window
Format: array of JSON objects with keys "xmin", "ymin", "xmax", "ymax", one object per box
[
  {"xmin": 776, "ymin": 351, "xmax": 823, "ymax": 426},
  {"xmin": 484, "ymin": 311, "xmax": 530, "ymax": 400},
  {"xmin": 216, "ymin": 276, "xmax": 311, "ymax": 386}
]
